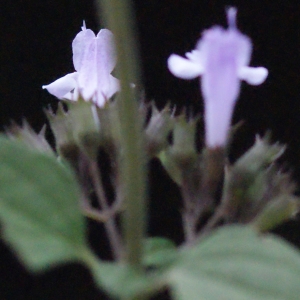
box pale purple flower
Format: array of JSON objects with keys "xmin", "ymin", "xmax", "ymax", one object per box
[
  {"xmin": 43, "ymin": 22, "xmax": 119, "ymax": 107},
  {"xmin": 168, "ymin": 8, "xmax": 268, "ymax": 147}
]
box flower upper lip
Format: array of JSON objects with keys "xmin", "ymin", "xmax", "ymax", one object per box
[
  {"xmin": 43, "ymin": 23, "xmax": 120, "ymax": 107},
  {"xmin": 167, "ymin": 8, "xmax": 268, "ymax": 86}
]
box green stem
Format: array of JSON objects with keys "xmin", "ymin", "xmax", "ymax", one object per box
[{"xmin": 95, "ymin": 0, "xmax": 146, "ymax": 270}]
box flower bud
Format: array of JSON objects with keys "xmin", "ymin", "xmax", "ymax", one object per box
[
  {"xmin": 220, "ymin": 135, "xmax": 297, "ymax": 228},
  {"xmin": 6, "ymin": 121, "xmax": 53, "ymax": 155},
  {"xmin": 145, "ymin": 103, "xmax": 174, "ymax": 156},
  {"xmin": 251, "ymin": 195, "xmax": 299, "ymax": 232},
  {"xmin": 158, "ymin": 114, "xmax": 198, "ymax": 185},
  {"xmin": 45, "ymin": 102, "xmax": 80, "ymax": 165}
]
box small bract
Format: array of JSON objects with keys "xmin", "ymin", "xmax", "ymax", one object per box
[
  {"xmin": 168, "ymin": 8, "xmax": 268, "ymax": 147},
  {"xmin": 43, "ymin": 22, "xmax": 119, "ymax": 107}
]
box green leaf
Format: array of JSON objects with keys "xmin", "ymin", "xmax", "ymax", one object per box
[
  {"xmin": 84, "ymin": 251, "xmax": 164, "ymax": 299},
  {"xmin": 168, "ymin": 226, "xmax": 300, "ymax": 300},
  {"xmin": 0, "ymin": 137, "xmax": 88, "ymax": 271},
  {"xmin": 93, "ymin": 263, "xmax": 153, "ymax": 298},
  {"xmin": 0, "ymin": 136, "xmax": 168, "ymax": 298},
  {"xmin": 143, "ymin": 237, "xmax": 177, "ymax": 267}
]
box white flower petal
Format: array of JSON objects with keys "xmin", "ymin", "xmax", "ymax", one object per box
[
  {"xmin": 97, "ymin": 29, "xmax": 117, "ymax": 73},
  {"xmin": 45, "ymin": 25, "xmax": 118, "ymax": 107},
  {"xmin": 77, "ymin": 38, "xmax": 98, "ymax": 100},
  {"xmin": 72, "ymin": 28, "xmax": 95, "ymax": 72},
  {"xmin": 238, "ymin": 66, "xmax": 268, "ymax": 85},
  {"xmin": 42, "ymin": 72, "xmax": 78, "ymax": 99},
  {"xmin": 77, "ymin": 29, "xmax": 117, "ymax": 102},
  {"xmin": 167, "ymin": 54, "xmax": 203, "ymax": 80},
  {"xmin": 185, "ymin": 49, "xmax": 202, "ymax": 62},
  {"xmin": 95, "ymin": 75, "xmax": 120, "ymax": 107},
  {"xmin": 205, "ymin": 98, "xmax": 235, "ymax": 147},
  {"xmin": 63, "ymin": 85, "xmax": 79, "ymax": 101},
  {"xmin": 106, "ymin": 75, "xmax": 120, "ymax": 98}
]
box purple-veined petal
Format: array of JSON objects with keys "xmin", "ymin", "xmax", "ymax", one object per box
[
  {"xmin": 238, "ymin": 66, "xmax": 268, "ymax": 85},
  {"xmin": 42, "ymin": 72, "xmax": 78, "ymax": 99},
  {"xmin": 226, "ymin": 7, "xmax": 252, "ymax": 67},
  {"xmin": 235, "ymin": 32, "xmax": 252, "ymax": 68},
  {"xmin": 97, "ymin": 29, "xmax": 117, "ymax": 73},
  {"xmin": 72, "ymin": 27, "xmax": 95, "ymax": 72},
  {"xmin": 199, "ymin": 21, "xmax": 252, "ymax": 104},
  {"xmin": 198, "ymin": 11, "xmax": 253, "ymax": 147},
  {"xmin": 43, "ymin": 24, "xmax": 119, "ymax": 106},
  {"xmin": 167, "ymin": 54, "xmax": 203, "ymax": 79},
  {"xmin": 167, "ymin": 8, "xmax": 268, "ymax": 148},
  {"xmin": 94, "ymin": 30, "xmax": 117, "ymax": 99},
  {"xmin": 77, "ymin": 37, "xmax": 98, "ymax": 100},
  {"xmin": 77, "ymin": 28, "xmax": 117, "ymax": 102},
  {"xmin": 200, "ymin": 28, "xmax": 241, "ymax": 108}
]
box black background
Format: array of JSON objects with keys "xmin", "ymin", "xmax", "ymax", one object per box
[{"xmin": 1, "ymin": 0, "xmax": 300, "ymax": 299}]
